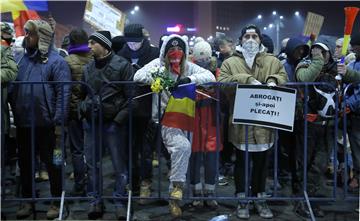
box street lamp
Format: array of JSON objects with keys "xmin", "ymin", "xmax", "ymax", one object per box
[
  {"xmin": 134, "ymin": 6, "xmax": 139, "ymax": 11},
  {"xmin": 257, "ymin": 14, "xmax": 262, "ymax": 19}
]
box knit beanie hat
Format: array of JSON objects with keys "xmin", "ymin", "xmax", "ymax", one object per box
[
  {"xmin": 164, "ymin": 36, "xmax": 186, "ymax": 55},
  {"xmin": 240, "ymin": 24, "xmax": 262, "ymax": 42},
  {"xmin": 350, "ymin": 32, "xmax": 360, "ymax": 46},
  {"xmin": 193, "ymin": 39, "xmax": 212, "ymax": 61},
  {"xmin": 89, "ymin": 31, "xmax": 112, "ymax": 51},
  {"xmin": 111, "ymin": 35, "xmax": 126, "ymax": 53},
  {"xmin": 124, "ymin": 23, "xmax": 144, "ymax": 42},
  {"xmin": 24, "ymin": 19, "xmax": 53, "ymax": 56}
]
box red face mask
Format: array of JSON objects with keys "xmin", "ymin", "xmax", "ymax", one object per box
[{"xmin": 167, "ymin": 49, "xmax": 184, "ymax": 75}]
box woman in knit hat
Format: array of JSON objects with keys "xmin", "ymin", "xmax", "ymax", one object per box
[{"xmin": 189, "ymin": 37, "xmax": 222, "ymax": 209}]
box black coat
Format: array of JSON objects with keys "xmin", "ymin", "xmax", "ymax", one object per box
[
  {"xmin": 82, "ymin": 53, "xmax": 135, "ymax": 124},
  {"xmin": 118, "ymin": 40, "xmax": 159, "ymax": 118}
]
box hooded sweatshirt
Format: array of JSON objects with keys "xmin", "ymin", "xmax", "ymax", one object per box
[{"xmin": 133, "ymin": 34, "xmax": 216, "ymax": 121}]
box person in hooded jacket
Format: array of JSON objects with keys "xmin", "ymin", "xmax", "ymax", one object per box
[
  {"xmin": 219, "ymin": 24, "xmax": 288, "ymax": 219},
  {"xmin": 9, "ymin": 19, "xmax": 71, "ymax": 220},
  {"xmin": 134, "ymin": 34, "xmax": 215, "ymax": 217},
  {"xmin": 294, "ymin": 39, "xmax": 360, "ymax": 219},
  {"xmin": 118, "ymin": 24, "xmax": 160, "ymax": 203},
  {"xmin": 1, "ymin": 22, "xmax": 18, "ymax": 208},
  {"xmin": 279, "ymin": 37, "xmax": 310, "ymax": 195}
]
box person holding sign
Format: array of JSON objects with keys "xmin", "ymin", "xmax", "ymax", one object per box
[{"xmin": 218, "ymin": 24, "xmax": 288, "ymax": 219}]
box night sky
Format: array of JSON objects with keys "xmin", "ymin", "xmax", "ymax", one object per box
[{"xmin": 2, "ymin": 1, "xmax": 360, "ymax": 47}]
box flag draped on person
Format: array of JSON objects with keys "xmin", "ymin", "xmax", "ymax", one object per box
[
  {"xmin": 0, "ymin": 0, "xmax": 48, "ymax": 36},
  {"xmin": 162, "ymin": 83, "xmax": 196, "ymax": 132}
]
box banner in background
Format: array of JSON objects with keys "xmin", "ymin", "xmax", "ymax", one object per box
[{"xmin": 83, "ymin": 0, "xmax": 126, "ymax": 36}]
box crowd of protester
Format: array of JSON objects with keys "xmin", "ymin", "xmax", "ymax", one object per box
[{"xmin": 1, "ymin": 17, "xmax": 360, "ymax": 220}]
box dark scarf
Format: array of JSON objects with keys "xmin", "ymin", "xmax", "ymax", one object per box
[
  {"xmin": 95, "ymin": 52, "xmax": 113, "ymax": 69},
  {"xmin": 68, "ymin": 43, "xmax": 90, "ymax": 55},
  {"xmin": 123, "ymin": 39, "xmax": 151, "ymax": 59}
]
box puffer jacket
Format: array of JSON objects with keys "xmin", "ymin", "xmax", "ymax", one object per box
[
  {"xmin": 82, "ymin": 53, "xmax": 134, "ymax": 125},
  {"xmin": 65, "ymin": 53, "xmax": 92, "ymax": 119},
  {"xmin": 218, "ymin": 50, "xmax": 288, "ymax": 149},
  {"xmin": 10, "ymin": 49, "xmax": 71, "ymax": 127},
  {"xmin": 1, "ymin": 46, "xmax": 18, "ymax": 133},
  {"xmin": 133, "ymin": 34, "xmax": 216, "ymax": 122}
]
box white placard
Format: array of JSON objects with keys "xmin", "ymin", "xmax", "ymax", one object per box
[
  {"xmin": 232, "ymin": 85, "xmax": 297, "ymax": 131},
  {"xmin": 83, "ymin": 0, "xmax": 126, "ymax": 36}
]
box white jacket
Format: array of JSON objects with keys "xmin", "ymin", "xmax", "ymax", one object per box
[{"xmin": 134, "ymin": 34, "xmax": 216, "ymax": 122}]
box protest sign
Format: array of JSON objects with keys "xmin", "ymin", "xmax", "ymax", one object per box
[
  {"xmin": 232, "ymin": 85, "xmax": 297, "ymax": 131},
  {"xmin": 303, "ymin": 11, "xmax": 324, "ymax": 38},
  {"xmin": 83, "ymin": 0, "xmax": 126, "ymax": 36}
]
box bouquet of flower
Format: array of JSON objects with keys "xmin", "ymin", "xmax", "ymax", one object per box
[{"xmin": 150, "ymin": 66, "xmax": 175, "ymax": 93}]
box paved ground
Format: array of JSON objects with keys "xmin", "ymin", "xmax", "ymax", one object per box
[{"xmin": 2, "ymin": 155, "xmax": 359, "ymax": 220}]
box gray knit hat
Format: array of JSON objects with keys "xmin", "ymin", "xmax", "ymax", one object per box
[{"xmin": 89, "ymin": 31, "xmax": 112, "ymax": 51}]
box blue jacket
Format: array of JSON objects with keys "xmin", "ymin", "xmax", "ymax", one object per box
[
  {"xmin": 346, "ymin": 60, "xmax": 360, "ymax": 114},
  {"xmin": 10, "ymin": 49, "xmax": 71, "ymax": 127},
  {"xmin": 284, "ymin": 37, "xmax": 309, "ymax": 82}
]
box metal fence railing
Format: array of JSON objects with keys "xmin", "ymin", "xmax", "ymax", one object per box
[{"xmin": 2, "ymin": 81, "xmax": 359, "ymax": 220}]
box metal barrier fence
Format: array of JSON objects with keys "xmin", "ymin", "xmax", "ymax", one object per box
[{"xmin": 2, "ymin": 81, "xmax": 359, "ymax": 220}]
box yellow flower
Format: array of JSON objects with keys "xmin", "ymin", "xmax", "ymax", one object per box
[{"xmin": 151, "ymin": 78, "xmax": 163, "ymax": 93}]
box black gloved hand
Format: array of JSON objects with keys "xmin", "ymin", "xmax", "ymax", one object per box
[{"xmin": 170, "ymin": 77, "xmax": 191, "ymax": 92}]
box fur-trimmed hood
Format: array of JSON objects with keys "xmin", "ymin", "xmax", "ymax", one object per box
[{"xmin": 159, "ymin": 34, "xmax": 189, "ymax": 65}]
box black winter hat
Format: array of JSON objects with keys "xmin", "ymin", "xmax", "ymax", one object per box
[
  {"xmin": 89, "ymin": 31, "xmax": 112, "ymax": 51},
  {"xmin": 164, "ymin": 37, "xmax": 186, "ymax": 55},
  {"xmin": 262, "ymin": 34, "xmax": 274, "ymax": 53},
  {"xmin": 111, "ymin": 36, "xmax": 126, "ymax": 53},
  {"xmin": 124, "ymin": 24, "xmax": 144, "ymax": 42},
  {"xmin": 240, "ymin": 24, "xmax": 262, "ymax": 42},
  {"xmin": 350, "ymin": 32, "xmax": 360, "ymax": 46}
]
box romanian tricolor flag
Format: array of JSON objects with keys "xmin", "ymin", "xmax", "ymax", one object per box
[
  {"xmin": 341, "ymin": 7, "xmax": 359, "ymax": 61},
  {"xmin": 1, "ymin": 0, "xmax": 48, "ymax": 36},
  {"xmin": 162, "ymin": 83, "xmax": 196, "ymax": 132}
]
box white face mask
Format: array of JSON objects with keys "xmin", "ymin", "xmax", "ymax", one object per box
[
  {"xmin": 127, "ymin": 41, "xmax": 143, "ymax": 51},
  {"xmin": 241, "ymin": 39, "xmax": 260, "ymax": 68}
]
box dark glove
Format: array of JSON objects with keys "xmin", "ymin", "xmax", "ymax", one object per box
[{"xmin": 170, "ymin": 77, "xmax": 191, "ymax": 92}]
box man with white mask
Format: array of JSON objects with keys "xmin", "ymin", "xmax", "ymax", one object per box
[
  {"xmin": 118, "ymin": 24, "xmax": 159, "ymax": 204},
  {"xmin": 219, "ymin": 24, "xmax": 288, "ymax": 219}
]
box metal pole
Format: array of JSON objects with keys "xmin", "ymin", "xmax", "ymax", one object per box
[{"xmin": 276, "ymin": 19, "xmax": 280, "ymax": 54}]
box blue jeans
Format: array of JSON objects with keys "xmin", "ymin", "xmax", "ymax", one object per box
[
  {"xmin": 84, "ymin": 120, "xmax": 129, "ymax": 207},
  {"xmin": 190, "ymin": 152, "xmax": 218, "ymax": 186},
  {"xmin": 348, "ymin": 115, "xmax": 360, "ymax": 176},
  {"xmin": 68, "ymin": 119, "xmax": 86, "ymax": 187}
]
